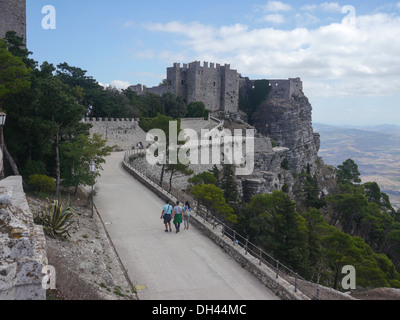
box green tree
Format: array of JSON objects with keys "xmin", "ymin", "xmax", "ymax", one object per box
[
  {"xmin": 60, "ymin": 134, "xmax": 113, "ymax": 194},
  {"xmin": 162, "ymin": 92, "xmax": 187, "ymax": 119},
  {"xmin": 188, "ymin": 171, "xmax": 217, "ymax": 185},
  {"xmin": 220, "ymin": 164, "xmax": 239, "ymax": 204},
  {"xmin": 0, "ymin": 39, "xmax": 30, "ymax": 109},
  {"xmin": 210, "ymin": 165, "xmax": 221, "ymax": 187},
  {"xmin": 187, "ymin": 101, "xmax": 209, "ymax": 119},
  {"xmin": 321, "ymin": 228, "xmax": 360, "ymax": 290},
  {"xmin": 141, "ymin": 93, "xmax": 164, "ymax": 118},
  {"xmin": 337, "ymin": 159, "xmax": 361, "ymax": 184},
  {"xmin": 190, "ymin": 184, "xmax": 237, "ymax": 223},
  {"xmin": 165, "ymin": 162, "xmax": 193, "ymax": 193},
  {"xmin": 3, "ymin": 31, "xmax": 36, "ymax": 70},
  {"xmin": 246, "ymin": 191, "xmax": 310, "ymax": 274},
  {"xmin": 33, "ymin": 64, "xmax": 86, "ymax": 196},
  {"xmin": 326, "ymin": 193, "xmax": 369, "ymax": 235}
]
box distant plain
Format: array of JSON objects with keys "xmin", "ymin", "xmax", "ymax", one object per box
[{"xmin": 314, "ymin": 123, "xmax": 400, "ymax": 209}]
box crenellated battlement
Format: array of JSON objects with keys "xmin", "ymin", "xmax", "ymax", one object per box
[
  {"xmin": 178, "ymin": 61, "xmax": 231, "ymax": 71},
  {"xmin": 84, "ymin": 117, "xmax": 139, "ymax": 123}
]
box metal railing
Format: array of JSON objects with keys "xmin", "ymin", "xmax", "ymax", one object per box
[{"xmin": 123, "ymin": 151, "xmax": 335, "ymax": 300}]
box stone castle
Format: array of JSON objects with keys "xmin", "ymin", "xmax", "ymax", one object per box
[
  {"xmin": 0, "ymin": 0, "xmax": 27, "ymax": 42},
  {"xmin": 129, "ymin": 61, "xmax": 303, "ymax": 114}
]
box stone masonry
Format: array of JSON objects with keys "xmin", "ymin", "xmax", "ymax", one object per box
[
  {"xmin": 0, "ymin": 176, "xmax": 47, "ymax": 300},
  {"xmin": 84, "ymin": 118, "xmax": 148, "ymax": 150},
  {"xmin": 129, "ymin": 61, "xmax": 240, "ymax": 113},
  {"xmin": 0, "ymin": 0, "xmax": 27, "ymax": 42}
]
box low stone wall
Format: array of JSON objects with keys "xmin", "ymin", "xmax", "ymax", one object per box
[
  {"xmin": 0, "ymin": 176, "xmax": 47, "ymax": 300},
  {"xmin": 122, "ymin": 158, "xmax": 308, "ymax": 300}
]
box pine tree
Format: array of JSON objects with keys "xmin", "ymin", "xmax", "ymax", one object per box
[{"xmin": 220, "ymin": 164, "xmax": 239, "ymax": 204}]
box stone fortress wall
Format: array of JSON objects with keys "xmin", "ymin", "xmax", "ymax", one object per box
[
  {"xmin": 268, "ymin": 78, "xmax": 303, "ymax": 99},
  {"xmin": 239, "ymin": 76, "xmax": 303, "ymax": 100},
  {"xmin": 129, "ymin": 61, "xmax": 240, "ymax": 113},
  {"xmin": 130, "ymin": 61, "xmax": 304, "ymax": 113},
  {"xmin": 0, "ymin": 0, "xmax": 26, "ymax": 42},
  {"xmin": 84, "ymin": 116, "xmax": 222, "ymax": 150},
  {"xmin": 84, "ymin": 118, "xmax": 147, "ymax": 150}
]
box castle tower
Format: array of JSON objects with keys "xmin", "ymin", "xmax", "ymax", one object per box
[{"xmin": 0, "ymin": 0, "xmax": 27, "ymax": 43}]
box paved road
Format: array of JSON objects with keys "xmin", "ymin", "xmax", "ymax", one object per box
[{"xmin": 94, "ymin": 152, "xmax": 279, "ymax": 300}]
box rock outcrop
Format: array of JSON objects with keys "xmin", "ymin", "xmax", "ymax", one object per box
[
  {"xmin": 252, "ymin": 92, "xmax": 320, "ymax": 176},
  {"xmin": 237, "ymin": 80, "xmax": 322, "ymax": 202}
]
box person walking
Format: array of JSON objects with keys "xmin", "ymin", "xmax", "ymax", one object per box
[
  {"xmin": 161, "ymin": 200, "xmax": 173, "ymax": 232},
  {"xmin": 183, "ymin": 201, "xmax": 191, "ymax": 230},
  {"xmin": 172, "ymin": 201, "xmax": 183, "ymax": 233}
]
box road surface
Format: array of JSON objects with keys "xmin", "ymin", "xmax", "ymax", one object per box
[{"xmin": 94, "ymin": 152, "xmax": 279, "ymax": 300}]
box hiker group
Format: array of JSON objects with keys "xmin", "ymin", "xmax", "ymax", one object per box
[{"xmin": 161, "ymin": 200, "xmax": 191, "ymax": 233}]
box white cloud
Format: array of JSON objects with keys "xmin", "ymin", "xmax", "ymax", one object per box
[
  {"xmin": 320, "ymin": 2, "xmax": 342, "ymax": 12},
  {"xmin": 257, "ymin": 1, "xmax": 293, "ymax": 12},
  {"xmin": 301, "ymin": 4, "xmax": 317, "ymax": 11},
  {"xmin": 263, "ymin": 14, "xmax": 286, "ymax": 24},
  {"xmin": 110, "ymin": 80, "xmax": 131, "ymax": 90},
  {"xmin": 301, "ymin": 2, "xmax": 342, "ymax": 12},
  {"xmin": 123, "ymin": 21, "xmax": 135, "ymax": 29},
  {"xmin": 144, "ymin": 13, "xmax": 400, "ymax": 98},
  {"xmin": 100, "ymin": 80, "xmax": 131, "ymax": 90},
  {"xmin": 295, "ymin": 13, "xmax": 320, "ymax": 27}
]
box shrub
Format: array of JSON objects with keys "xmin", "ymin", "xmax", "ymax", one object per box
[
  {"xmin": 39, "ymin": 199, "xmax": 75, "ymax": 238},
  {"xmin": 281, "ymin": 158, "xmax": 289, "ymax": 170},
  {"xmin": 28, "ymin": 174, "xmax": 56, "ymax": 197}
]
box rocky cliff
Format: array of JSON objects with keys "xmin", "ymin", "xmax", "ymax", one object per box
[
  {"xmin": 252, "ymin": 90, "xmax": 320, "ymax": 176},
  {"xmin": 236, "ymin": 80, "xmax": 326, "ymax": 202}
]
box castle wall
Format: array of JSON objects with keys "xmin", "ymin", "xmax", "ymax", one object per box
[
  {"xmin": 0, "ymin": 0, "xmax": 26, "ymax": 42},
  {"xmin": 268, "ymin": 78, "xmax": 303, "ymax": 99},
  {"xmin": 221, "ymin": 65, "xmax": 240, "ymax": 113},
  {"xmin": 166, "ymin": 61, "xmax": 240, "ymax": 113},
  {"xmin": 84, "ymin": 118, "xmax": 148, "ymax": 150},
  {"xmin": 128, "ymin": 61, "xmax": 240, "ymax": 113}
]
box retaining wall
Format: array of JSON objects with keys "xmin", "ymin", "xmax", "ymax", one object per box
[{"xmin": 0, "ymin": 176, "xmax": 47, "ymax": 300}]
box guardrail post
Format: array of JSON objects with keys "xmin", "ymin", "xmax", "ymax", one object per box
[
  {"xmin": 245, "ymin": 239, "xmax": 248, "ymax": 255},
  {"xmin": 316, "ymin": 285, "xmax": 320, "ymax": 300},
  {"xmin": 276, "ymin": 260, "xmax": 280, "ymax": 279},
  {"xmin": 259, "ymin": 248, "xmax": 262, "ymax": 266},
  {"xmin": 233, "ymin": 231, "xmax": 236, "ymax": 245},
  {"xmin": 294, "ymin": 273, "xmax": 298, "ymax": 293}
]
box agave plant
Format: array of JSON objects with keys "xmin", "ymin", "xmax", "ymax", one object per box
[{"xmin": 41, "ymin": 199, "xmax": 75, "ymax": 238}]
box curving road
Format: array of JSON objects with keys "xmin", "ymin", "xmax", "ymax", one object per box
[{"xmin": 94, "ymin": 152, "xmax": 279, "ymax": 300}]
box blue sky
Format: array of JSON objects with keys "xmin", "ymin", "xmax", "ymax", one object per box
[{"xmin": 26, "ymin": 0, "xmax": 400, "ymax": 126}]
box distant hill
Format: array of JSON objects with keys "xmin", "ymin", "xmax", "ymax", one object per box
[
  {"xmin": 340, "ymin": 124, "xmax": 400, "ymax": 135},
  {"xmin": 314, "ymin": 123, "xmax": 400, "ymax": 209}
]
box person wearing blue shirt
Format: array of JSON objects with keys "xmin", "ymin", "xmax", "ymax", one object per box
[{"xmin": 161, "ymin": 200, "xmax": 173, "ymax": 232}]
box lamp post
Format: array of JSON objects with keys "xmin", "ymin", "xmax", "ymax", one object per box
[
  {"xmin": 89, "ymin": 160, "xmax": 95, "ymax": 218},
  {"xmin": 0, "ymin": 112, "xmax": 7, "ymax": 180}
]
